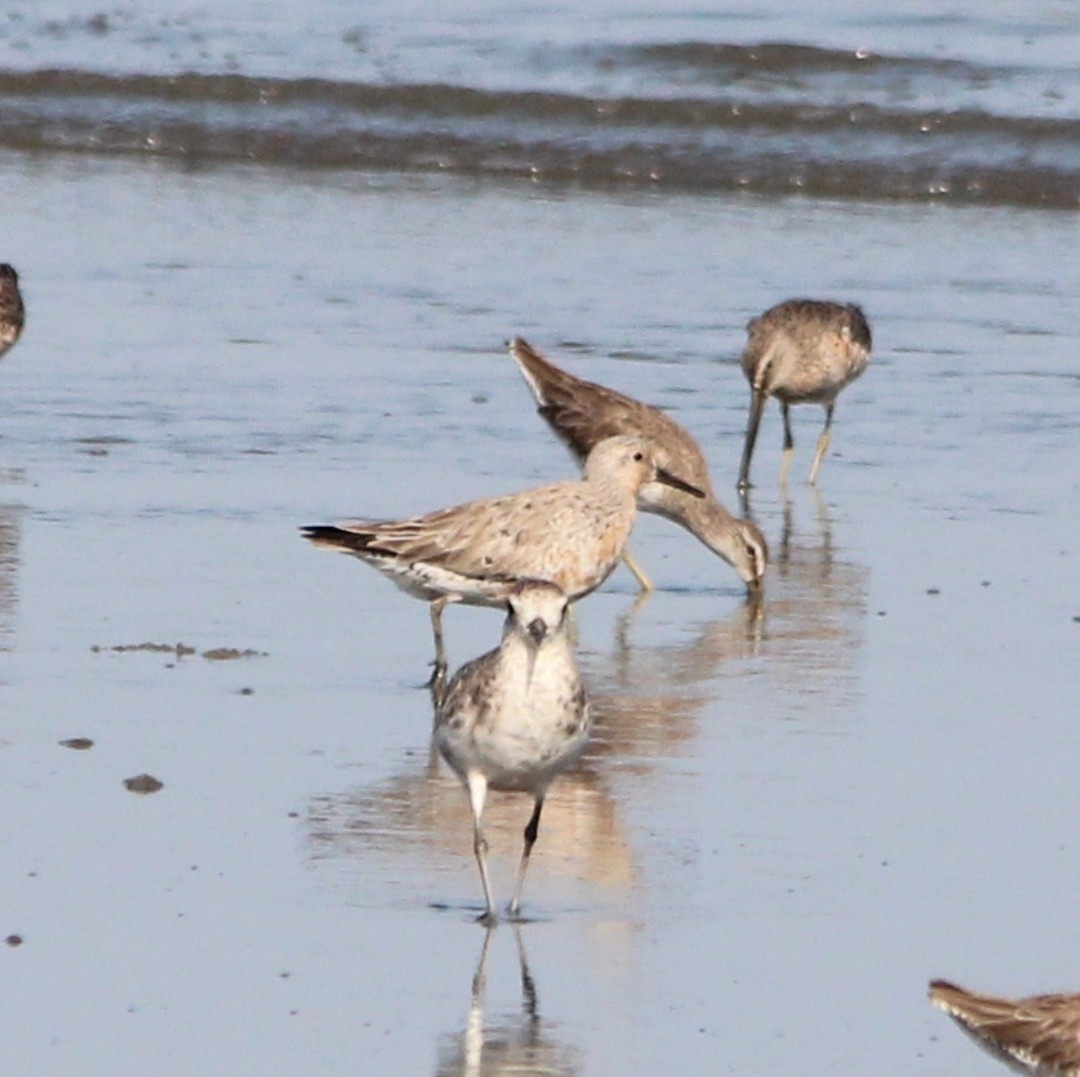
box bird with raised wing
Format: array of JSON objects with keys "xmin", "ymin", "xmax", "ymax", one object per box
[
  {"xmin": 930, "ymin": 978, "xmax": 1080, "ymax": 1075},
  {"xmin": 509, "ymin": 337, "xmax": 766, "ymax": 594}
]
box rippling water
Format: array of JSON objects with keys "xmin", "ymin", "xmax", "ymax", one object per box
[
  {"xmin": 2, "ymin": 4, "xmax": 1079, "ymax": 1076},
  {"xmin": 0, "ymin": 1, "xmax": 1076, "ymax": 207}
]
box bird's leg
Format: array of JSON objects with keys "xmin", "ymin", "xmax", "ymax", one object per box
[
  {"xmin": 737, "ymin": 390, "xmax": 767, "ymax": 492},
  {"xmin": 468, "ymin": 772, "xmax": 497, "ymax": 925},
  {"xmin": 778, "ymin": 401, "xmax": 795, "ymax": 488},
  {"xmin": 808, "ymin": 402, "xmax": 835, "ymax": 486},
  {"xmin": 620, "ymin": 549, "xmax": 654, "ymax": 593},
  {"xmin": 428, "ymin": 596, "xmax": 450, "ymax": 683},
  {"xmin": 508, "ymin": 795, "xmax": 544, "ymax": 920},
  {"xmin": 428, "ymin": 655, "xmax": 449, "ymax": 713}
]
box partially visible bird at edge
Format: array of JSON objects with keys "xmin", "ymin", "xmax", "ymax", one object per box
[
  {"xmin": 0, "ymin": 264, "xmax": 25, "ymax": 360},
  {"xmin": 930, "ymin": 978, "xmax": 1080, "ymax": 1075}
]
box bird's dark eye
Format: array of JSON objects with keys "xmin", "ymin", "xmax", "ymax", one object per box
[{"xmin": 633, "ymin": 451, "xmax": 644, "ymax": 462}]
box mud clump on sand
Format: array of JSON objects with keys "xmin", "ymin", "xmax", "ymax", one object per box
[
  {"xmin": 93, "ymin": 642, "xmax": 196, "ymax": 658},
  {"xmin": 201, "ymin": 647, "xmax": 264, "ymax": 661},
  {"xmin": 92, "ymin": 642, "xmax": 266, "ymax": 660},
  {"xmin": 123, "ymin": 774, "xmax": 164, "ymax": 795}
]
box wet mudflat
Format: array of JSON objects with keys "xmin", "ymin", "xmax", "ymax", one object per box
[{"xmin": 0, "ymin": 156, "xmax": 1078, "ymax": 1076}]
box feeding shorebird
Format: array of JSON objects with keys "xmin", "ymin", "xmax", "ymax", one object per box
[
  {"xmin": 0, "ymin": 265, "xmax": 25, "ymax": 360},
  {"xmin": 431, "ymin": 580, "xmax": 590, "ymax": 923},
  {"xmin": 929, "ymin": 979, "xmax": 1080, "ymax": 1074},
  {"xmin": 736, "ymin": 298, "xmax": 872, "ymax": 492},
  {"xmin": 509, "ymin": 337, "xmax": 767, "ymax": 594},
  {"xmin": 302, "ymin": 434, "xmax": 704, "ymax": 666}
]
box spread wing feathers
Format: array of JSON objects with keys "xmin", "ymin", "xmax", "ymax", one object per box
[
  {"xmin": 931, "ymin": 980, "xmax": 1080, "ymax": 1074},
  {"xmin": 510, "ymin": 337, "xmax": 683, "ymax": 461}
]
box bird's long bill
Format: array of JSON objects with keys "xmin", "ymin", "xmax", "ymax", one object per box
[
  {"xmin": 655, "ymin": 467, "xmax": 706, "ymax": 499},
  {"xmin": 737, "ymin": 392, "xmax": 766, "ymax": 491},
  {"xmin": 522, "ymin": 617, "xmax": 551, "ymax": 688}
]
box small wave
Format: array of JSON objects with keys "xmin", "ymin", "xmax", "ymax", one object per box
[
  {"xmin": 0, "ymin": 67, "xmax": 1075, "ymax": 209},
  {"xmin": 603, "ymin": 40, "xmax": 975, "ymax": 77}
]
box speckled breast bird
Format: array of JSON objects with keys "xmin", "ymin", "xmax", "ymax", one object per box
[
  {"xmin": 303, "ymin": 434, "xmax": 703, "ymax": 666},
  {"xmin": 431, "ymin": 580, "xmax": 590, "ymax": 923},
  {"xmin": 509, "ymin": 337, "xmax": 767, "ymax": 594},
  {"xmin": 0, "ymin": 264, "xmax": 25, "ymax": 360},
  {"xmin": 930, "ymin": 978, "xmax": 1080, "ymax": 1074},
  {"xmin": 736, "ymin": 298, "xmax": 872, "ymax": 491}
]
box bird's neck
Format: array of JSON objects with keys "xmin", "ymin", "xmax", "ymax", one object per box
[
  {"xmin": 497, "ymin": 634, "xmax": 572, "ymax": 685},
  {"xmin": 585, "ymin": 471, "xmax": 640, "ymax": 509}
]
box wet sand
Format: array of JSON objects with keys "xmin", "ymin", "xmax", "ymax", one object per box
[{"xmin": 1, "ymin": 156, "xmax": 1078, "ymax": 1074}]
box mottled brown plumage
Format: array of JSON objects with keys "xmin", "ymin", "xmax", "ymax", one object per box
[
  {"xmin": 431, "ymin": 581, "xmax": 590, "ymax": 922},
  {"xmin": 0, "ymin": 264, "xmax": 25, "ymax": 360},
  {"xmin": 930, "ymin": 979, "xmax": 1080, "ymax": 1074},
  {"xmin": 509, "ymin": 337, "xmax": 767, "ymax": 593},
  {"xmin": 737, "ymin": 298, "xmax": 871, "ymax": 491},
  {"xmin": 303, "ymin": 434, "xmax": 703, "ymax": 665}
]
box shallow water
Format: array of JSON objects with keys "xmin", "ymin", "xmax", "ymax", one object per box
[
  {"xmin": 1, "ymin": 155, "xmax": 1078, "ymax": 1075},
  {"xmin": 2, "ymin": 5, "xmax": 1080, "ymax": 1076},
  {"xmin": 0, "ymin": 0, "xmax": 1077, "ymax": 206}
]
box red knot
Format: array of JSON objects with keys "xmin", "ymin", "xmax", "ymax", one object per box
[{"xmin": 303, "ymin": 433, "xmax": 704, "ymax": 665}]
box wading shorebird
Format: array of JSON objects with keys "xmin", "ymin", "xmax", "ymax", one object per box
[
  {"xmin": 0, "ymin": 265, "xmax": 25, "ymax": 359},
  {"xmin": 509, "ymin": 337, "xmax": 767, "ymax": 595},
  {"xmin": 431, "ymin": 580, "xmax": 590, "ymax": 923},
  {"xmin": 736, "ymin": 298, "xmax": 872, "ymax": 492},
  {"xmin": 302, "ymin": 434, "xmax": 704, "ymax": 666},
  {"xmin": 929, "ymin": 979, "xmax": 1080, "ymax": 1074}
]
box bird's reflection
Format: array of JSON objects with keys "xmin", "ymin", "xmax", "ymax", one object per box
[
  {"xmin": 733, "ymin": 487, "xmax": 870, "ymax": 716},
  {"xmin": 434, "ymin": 926, "xmax": 581, "ymax": 1076},
  {"xmin": 590, "ymin": 487, "xmax": 869, "ymax": 742},
  {"xmin": 307, "ymin": 743, "xmax": 635, "ymax": 899},
  {"xmin": 307, "ymin": 497, "xmax": 868, "ymax": 899},
  {"xmin": 0, "ymin": 477, "xmax": 27, "ymax": 651},
  {"xmin": 309, "ymin": 584, "xmax": 791, "ymax": 893},
  {"xmin": 771, "ymin": 491, "xmax": 867, "ymax": 662},
  {"xmin": 582, "ymin": 595, "xmax": 765, "ymax": 764},
  {"xmin": 775, "ymin": 487, "xmax": 834, "ymax": 573},
  {"xmin": 306, "ymin": 596, "xmax": 771, "ymax": 898},
  {"xmin": 610, "ymin": 589, "xmax": 765, "ymax": 684}
]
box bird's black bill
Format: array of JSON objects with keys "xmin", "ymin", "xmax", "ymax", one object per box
[
  {"xmin": 655, "ymin": 468, "xmax": 706, "ymax": 499},
  {"xmin": 737, "ymin": 391, "xmax": 767, "ymax": 492}
]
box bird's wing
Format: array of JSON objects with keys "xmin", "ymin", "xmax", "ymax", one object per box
[{"xmin": 510, "ymin": 337, "xmax": 675, "ymax": 459}]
